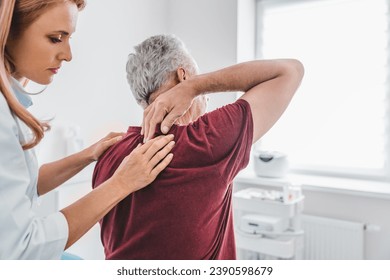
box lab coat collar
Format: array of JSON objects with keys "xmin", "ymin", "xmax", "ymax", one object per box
[{"xmin": 10, "ymin": 77, "xmax": 33, "ymax": 108}]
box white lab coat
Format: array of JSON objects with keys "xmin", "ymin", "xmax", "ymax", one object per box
[{"xmin": 0, "ymin": 78, "xmax": 68, "ymax": 259}]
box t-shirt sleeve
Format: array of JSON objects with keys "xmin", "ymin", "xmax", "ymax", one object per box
[{"xmin": 197, "ymin": 99, "xmax": 253, "ymax": 184}]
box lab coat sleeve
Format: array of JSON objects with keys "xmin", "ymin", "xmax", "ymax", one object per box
[{"xmin": 0, "ymin": 95, "xmax": 68, "ymax": 259}]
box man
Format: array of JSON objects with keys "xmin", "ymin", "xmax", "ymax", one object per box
[{"xmin": 92, "ymin": 34, "xmax": 304, "ymax": 259}]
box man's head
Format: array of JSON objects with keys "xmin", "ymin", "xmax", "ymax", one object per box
[{"xmin": 126, "ymin": 34, "xmax": 207, "ymax": 124}]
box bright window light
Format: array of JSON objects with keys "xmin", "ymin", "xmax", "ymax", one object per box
[{"xmin": 256, "ymin": 0, "xmax": 389, "ymax": 179}]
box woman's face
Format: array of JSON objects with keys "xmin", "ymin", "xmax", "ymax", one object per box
[{"xmin": 7, "ymin": 2, "xmax": 79, "ymax": 85}]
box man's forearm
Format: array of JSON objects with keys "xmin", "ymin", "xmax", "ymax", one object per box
[
  {"xmin": 188, "ymin": 59, "xmax": 304, "ymax": 143},
  {"xmin": 187, "ymin": 59, "xmax": 288, "ymax": 95}
]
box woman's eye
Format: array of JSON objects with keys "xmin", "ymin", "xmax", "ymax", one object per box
[{"xmin": 50, "ymin": 37, "xmax": 62, "ymax": 43}]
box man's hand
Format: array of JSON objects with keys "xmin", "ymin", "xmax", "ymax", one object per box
[{"xmin": 141, "ymin": 81, "xmax": 197, "ymax": 141}]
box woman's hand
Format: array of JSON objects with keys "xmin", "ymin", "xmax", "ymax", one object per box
[
  {"xmin": 61, "ymin": 134, "xmax": 174, "ymax": 249},
  {"xmin": 141, "ymin": 81, "xmax": 198, "ymax": 142},
  {"xmin": 38, "ymin": 132, "xmax": 125, "ymax": 195},
  {"xmin": 85, "ymin": 132, "xmax": 125, "ymax": 162},
  {"xmin": 111, "ymin": 134, "xmax": 175, "ymax": 193}
]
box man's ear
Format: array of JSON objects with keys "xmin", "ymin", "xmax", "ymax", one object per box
[{"xmin": 176, "ymin": 67, "xmax": 187, "ymax": 82}]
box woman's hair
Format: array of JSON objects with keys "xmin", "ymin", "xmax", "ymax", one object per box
[
  {"xmin": 126, "ymin": 34, "xmax": 199, "ymax": 108},
  {"xmin": 0, "ymin": 0, "xmax": 86, "ymax": 150}
]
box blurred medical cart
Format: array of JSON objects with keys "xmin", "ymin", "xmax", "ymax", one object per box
[{"xmin": 233, "ymin": 182, "xmax": 304, "ymax": 260}]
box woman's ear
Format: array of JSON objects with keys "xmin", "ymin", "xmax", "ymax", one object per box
[{"xmin": 176, "ymin": 67, "xmax": 187, "ymax": 82}]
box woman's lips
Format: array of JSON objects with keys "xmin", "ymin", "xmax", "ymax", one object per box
[{"xmin": 49, "ymin": 67, "xmax": 60, "ymax": 74}]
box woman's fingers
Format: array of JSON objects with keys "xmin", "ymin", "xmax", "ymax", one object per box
[
  {"xmin": 137, "ymin": 134, "xmax": 175, "ymax": 159},
  {"xmin": 105, "ymin": 135, "xmax": 123, "ymax": 146},
  {"xmin": 106, "ymin": 132, "xmax": 125, "ymax": 138},
  {"xmin": 149, "ymin": 153, "xmax": 174, "ymax": 178},
  {"xmin": 110, "ymin": 133, "xmax": 175, "ymax": 194},
  {"xmin": 147, "ymin": 140, "xmax": 175, "ymax": 168},
  {"xmin": 101, "ymin": 132, "xmax": 125, "ymax": 149},
  {"xmin": 87, "ymin": 132, "xmax": 126, "ymax": 161}
]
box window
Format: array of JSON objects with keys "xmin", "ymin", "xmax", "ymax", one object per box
[{"xmin": 255, "ymin": 0, "xmax": 390, "ymax": 181}]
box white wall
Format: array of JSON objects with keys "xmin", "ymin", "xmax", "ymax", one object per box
[{"xmin": 167, "ymin": 0, "xmax": 238, "ymax": 110}]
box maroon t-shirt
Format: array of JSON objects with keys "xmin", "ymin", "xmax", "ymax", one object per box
[{"xmin": 92, "ymin": 99, "xmax": 253, "ymax": 260}]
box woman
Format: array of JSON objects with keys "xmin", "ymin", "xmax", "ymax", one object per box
[{"xmin": 0, "ymin": 0, "xmax": 175, "ymax": 259}]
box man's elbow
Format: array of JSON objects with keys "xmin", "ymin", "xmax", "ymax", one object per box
[{"xmin": 287, "ymin": 59, "xmax": 305, "ymax": 81}]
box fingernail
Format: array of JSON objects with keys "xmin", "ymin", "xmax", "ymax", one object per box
[{"xmin": 162, "ymin": 126, "xmax": 169, "ymax": 134}]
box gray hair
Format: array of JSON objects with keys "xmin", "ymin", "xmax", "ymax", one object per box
[{"xmin": 126, "ymin": 34, "xmax": 199, "ymax": 108}]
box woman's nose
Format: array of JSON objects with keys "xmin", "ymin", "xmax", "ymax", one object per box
[{"xmin": 58, "ymin": 43, "xmax": 72, "ymax": 62}]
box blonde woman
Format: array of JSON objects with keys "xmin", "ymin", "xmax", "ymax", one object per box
[{"xmin": 0, "ymin": 0, "xmax": 175, "ymax": 259}]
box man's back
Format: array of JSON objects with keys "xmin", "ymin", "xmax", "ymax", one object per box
[{"xmin": 92, "ymin": 99, "xmax": 253, "ymax": 259}]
